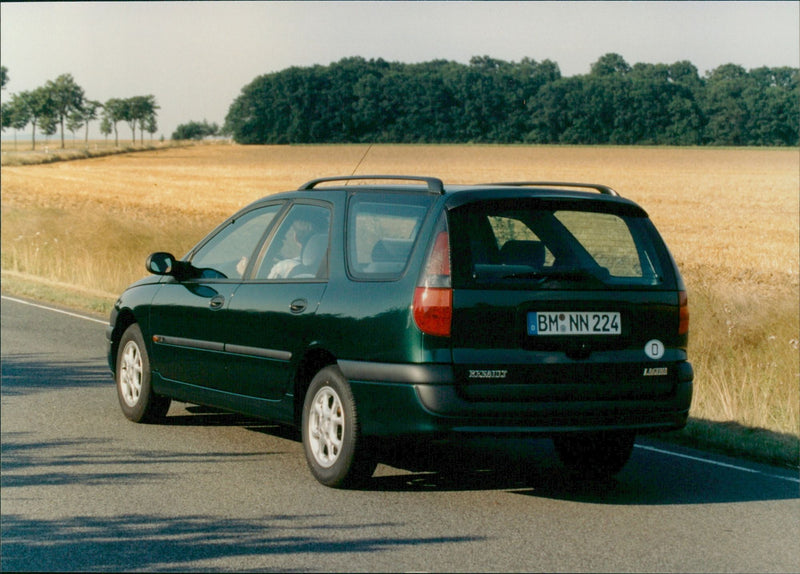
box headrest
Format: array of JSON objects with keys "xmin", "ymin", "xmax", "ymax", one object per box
[
  {"xmin": 302, "ymin": 234, "xmax": 328, "ymax": 266},
  {"xmin": 500, "ymin": 240, "xmax": 545, "ymax": 268}
]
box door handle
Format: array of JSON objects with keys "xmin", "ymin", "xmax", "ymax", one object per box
[
  {"xmin": 209, "ymin": 295, "xmax": 225, "ymax": 309},
  {"xmin": 290, "ymin": 299, "xmax": 307, "ymax": 313}
]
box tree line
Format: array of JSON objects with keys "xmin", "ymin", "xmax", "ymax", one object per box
[
  {"xmin": 1, "ymin": 67, "xmax": 159, "ymax": 150},
  {"xmin": 224, "ymin": 54, "xmax": 799, "ymax": 146}
]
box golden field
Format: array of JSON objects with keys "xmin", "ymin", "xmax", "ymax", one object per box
[{"xmin": 1, "ymin": 143, "xmax": 798, "ymax": 456}]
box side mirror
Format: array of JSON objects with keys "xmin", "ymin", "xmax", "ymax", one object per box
[{"xmin": 146, "ymin": 252, "xmax": 176, "ymax": 276}]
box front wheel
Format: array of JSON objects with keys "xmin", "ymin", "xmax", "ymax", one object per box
[
  {"xmin": 301, "ymin": 366, "xmax": 376, "ymax": 488},
  {"xmin": 116, "ymin": 323, "xmax": 171, "ymax": 423},
  {"xmin": 553, "ymin": 431, "xmax": 636, "ymax": 478}
]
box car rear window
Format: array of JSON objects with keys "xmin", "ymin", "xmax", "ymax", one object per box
[
  {"xmin": 347, "ymin": 193, "xmax": 432, "ymax": 279},
  {"xmin": 449, "ymin": 199, "xmax": 666, "ymax": 289}
]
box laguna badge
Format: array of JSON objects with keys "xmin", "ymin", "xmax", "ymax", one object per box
[{"xmin": 643, "ymin": 367, "xmax": 668, "ymax": 376}]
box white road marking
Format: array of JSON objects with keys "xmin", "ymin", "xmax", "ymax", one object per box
[
  {"xmin": 1, "ymin": 295, "xmax": 108, "ymax": 325},
  {"xmin": 636, "ymin": 444, "xmax": 799, "ymax": 484}
]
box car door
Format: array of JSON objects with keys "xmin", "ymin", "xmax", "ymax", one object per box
[
  {"xmin": 221, "ymin": 201, "xmax": 332, "ymax": 401},
  {"xmin": 148, "ymin": 203, "xmax": 284, "ymax": 392}
]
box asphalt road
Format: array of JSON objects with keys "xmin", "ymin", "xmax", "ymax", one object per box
[{"xmin": 1, "ymin": 294, "xmax": 798, "ymax": 573}]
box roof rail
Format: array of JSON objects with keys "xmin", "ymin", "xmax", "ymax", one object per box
[
  {"xmin": 299, "ymin": 175, "xmax": 445, "ymax": 194},
  {"xmin": 482, "ymin": 181, "xmax": 619, "ymax": 197}
]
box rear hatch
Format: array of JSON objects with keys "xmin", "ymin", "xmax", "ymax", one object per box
[{"xmin": 446, "ymin": 193, "xmax": 687, "ymax": 403}]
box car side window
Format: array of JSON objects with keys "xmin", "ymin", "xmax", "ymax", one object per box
[
  {"xmin": 188, "ymin": 204, "xmax": 282, "ymax": 280},
  {"xmin": 347, "ymin": 194, "xmax": 430, "ymax": 279},
  {"xmin": 255, "ymin": 203, "xmax": 331, "ymax": 280}
]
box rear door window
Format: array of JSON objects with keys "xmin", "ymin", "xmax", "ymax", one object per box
[
  {"xmin": 449, "ymin": 199, "xmax": 665, "ymax": 289},
  {"xmin": 254, "ymin": 203, "xmax": 331, "ymax": 280}
]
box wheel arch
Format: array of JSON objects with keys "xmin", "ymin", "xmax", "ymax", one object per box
[
  {"xmin": 292, "ymin": 346, "xmax": 338, "ymax": 426},
  {"xmin": 110, "ymin": 308, "xmax": 139, "ymax": 373}
]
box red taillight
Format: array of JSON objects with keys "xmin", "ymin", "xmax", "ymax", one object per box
[
  {"xmin": 427, "ymin": 230, "xmax": 451, "ymax": 278},
  {"xmin": 678, "ymin": 290, "xmax": 689, "ymax": 335},
  {"xmin": 413, "ymin": 286, "xmax": 452, "ymax": 337},
  {"xmin": 413, "ymin": 228, "xmax": 452, "ymax": 337}
]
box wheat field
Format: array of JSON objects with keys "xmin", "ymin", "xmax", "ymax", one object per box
[{"xmin": 2, "ymin": 143, "xmax": 798, "ymax": 440}]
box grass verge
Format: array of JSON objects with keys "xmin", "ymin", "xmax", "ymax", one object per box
[
  {"xmin": 1, "ymin": 271, "xmax": 116, "ymax": 316},
  {"xmin": 2, "ymin": 271, "xmax": 797, "ymax": 470},
  {"xmin": 0, "ymin": 141, "xmax": 194, "ymax": 166},
  {"xmin": 655, "ymin": 420, "xmax": 799, "ymax": 470}
]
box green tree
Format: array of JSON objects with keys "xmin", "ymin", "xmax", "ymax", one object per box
[
  {"xmin": 100, "ymin": 115, "xmax": 112, "ymax": 142},
  {"xmin": 103, "ymin": 98, "xmax": 126, "ymax": 146},
  {"xmin": 591, "ymin": 53, "xmax": 631, "ymax": 77},
  {"xmin": 79, "ymin": 100, "xmax": 102, "ymax": 146},
  {"xmin": 66, "ymin": 110, "xmax": 83, "ymax": 140},
  {"xmin": 224, "ymin": 55, "xmax": 797, "ymax": 146},
  {"xmin": 128, "ymin": 95, "xmax": 158, "ymax": 144},
  {"xmin": 172, "ymin": 119, "xmax": 218, "ymax": 140},
  {"xmin": 703, "ymin": 64, "xmax": 749, "ymax": 145},
  {"xmin": 625, "ymin": 63, "xmax": 703, "ymax": 144},
  {"xmin": 120, "ymin": 98, "xmax": 136, "ymax": 143},
  {"xmin": 1, "ymin": 102, "xmax": 9, "ymax": 132},
  {"xmin": 2, "ymin": 92, "xmax": 32, "ymax": 148},
  {"xmin": 145, "ymin": 114, "xmax": 158, "ymax": 141},
  {"xmin": 744, "ymin": 67, "xmax": 799, "ymax": 145},
  {"xmin": 19, "ymin": 87, "xmax": 56, "ymax": 150},
  {"xmin": 0, "ymin": 66, "xmax": 8, "ymax": 90},
  {"xmin": 40, "ymin": 111, "xmax": 58, "ymax": 142},
  {"xmin": 528, "ymin": 79, "xmax": 568, "ymax": 143},
  {"xmin": 46, "ymin": 74, "xmax": 85, "ymax": 149}
]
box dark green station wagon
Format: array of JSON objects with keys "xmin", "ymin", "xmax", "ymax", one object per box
[{"xmin": 106, "ymin": 176, "xmax": 692, "ymax": 487}]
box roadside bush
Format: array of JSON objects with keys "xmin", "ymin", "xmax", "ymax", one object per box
[{"xmin": 172, "ymin": 120, "xmax": 219, "ymax": 141}]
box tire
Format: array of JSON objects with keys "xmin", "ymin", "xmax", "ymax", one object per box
[
  {"xmin": 301, "ymin": 366, "xmax": 377, "ymax": 488},
  {"xmin": 116, "ymin": 323, "xmax": 171, "ymax": 423},
  {"xmin": 553, "ymin": 431, "xmax": 636, "ymax": 478}
]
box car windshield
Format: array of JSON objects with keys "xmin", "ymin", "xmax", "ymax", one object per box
[{"xmin": 448, "ymin": 199, "xmax": 666, "ymax": 290}]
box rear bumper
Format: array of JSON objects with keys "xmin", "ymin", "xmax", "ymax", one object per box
[{"xmin": 340, "ymin": 359, "xmax": 693, "ymax": 437}]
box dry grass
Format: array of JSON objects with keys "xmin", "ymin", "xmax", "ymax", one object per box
[
  {"xmin": 1, "ymin": 138, "xmax": 170, "ymax": 165},
  {"xmin": 2, "ymin": 143, "xmax": 798, "ymax": 448}
]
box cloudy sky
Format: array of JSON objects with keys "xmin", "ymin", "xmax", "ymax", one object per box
[{"xmin": 1, "ymin": 1, "xmax": 798, "ymax": 139}]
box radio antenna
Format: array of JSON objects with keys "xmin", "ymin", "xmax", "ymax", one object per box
[{"xmin": 348, "ymin": 143, "xmax": 373, "ymax": 181}]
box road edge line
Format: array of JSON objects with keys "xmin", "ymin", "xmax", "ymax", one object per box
[
  {"xmin": 1, "ymin": 294, "xmax": 108, "ymax": 326},
  {"xmin": 635, "ymin": 444, "xmax": 799, "ymax": 484}
]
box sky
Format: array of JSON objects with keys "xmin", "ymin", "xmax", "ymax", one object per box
[{"xmin": 1, "ymin": 1, "xmax": 799, "ymax": 140}]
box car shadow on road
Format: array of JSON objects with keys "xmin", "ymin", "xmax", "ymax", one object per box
[
  {"xmin": 162, "ymin": 406, "xmax": 799, "ymax": 506},
  {"xmin": 357, "ymin": 436, "xmax": 800, "ymax": 506},
  {"xmin": 164, "ymin": 405, "xmax": 302, "ymax": 441}
]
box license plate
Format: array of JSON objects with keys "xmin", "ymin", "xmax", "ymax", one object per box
[{"xmin": 528, "ymin": 312, "xmax": 621, "ymax": 335}]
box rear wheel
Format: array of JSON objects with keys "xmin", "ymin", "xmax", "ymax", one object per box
[
  {"xmin": 553, "ymin": 431, "xmax": 635, "ymax": 478},
  {"xmin": 302, "ymin": 366, "xmax": 376, "ymax": 488},
  {"xmin": 116, "ymin": 324, "xmax": 171, "ymax": 423}
]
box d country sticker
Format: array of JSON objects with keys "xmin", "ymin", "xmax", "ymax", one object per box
[{"xmin": 644, "ymin": 339, "xmax": 665, "ymax": 360}]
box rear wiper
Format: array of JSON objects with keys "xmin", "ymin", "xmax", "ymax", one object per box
[{"xmin": 501, "ymin": 269, "xmax": 602, "ymax": 283}]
